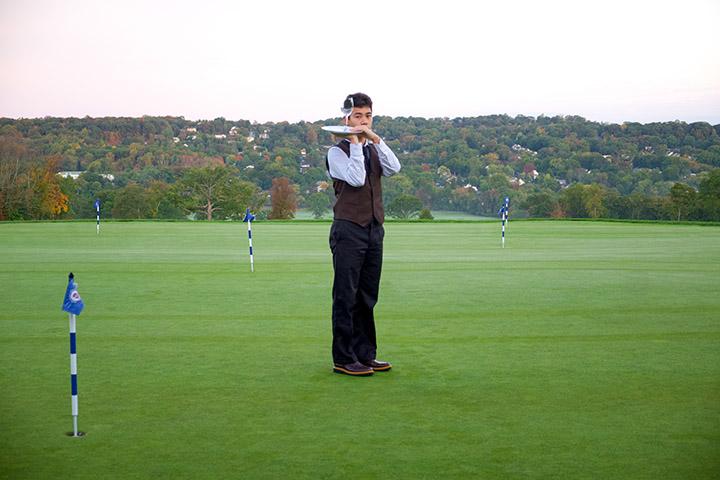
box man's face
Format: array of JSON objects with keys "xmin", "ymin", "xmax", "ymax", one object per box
[{"xmin": 347, "ymin": 106, "xmax": 373, "ymax": 129}]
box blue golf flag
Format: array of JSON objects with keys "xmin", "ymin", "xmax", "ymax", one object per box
[
  {"xmin": 242, "ymin": 208, "xmax": 255, "ymax": 222},
  {"xmin": 498, "ymin": 197, "xmax": 510, "ymax": 217},
  {"xmin": 62, "ymin": 273, "xmax": 84, "ymax": 315},
  {"xmin": 94, "ymin": 199, "xmax": 100, "ymax": 211}
]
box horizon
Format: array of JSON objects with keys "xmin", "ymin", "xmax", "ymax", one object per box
[{"xmin": 2, "ymin": 112, "xmax": 719, "ymax": 127}]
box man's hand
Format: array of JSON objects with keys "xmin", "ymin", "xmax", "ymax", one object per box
[{"xmin": 352, "ymin": 125, "xmax": 381, "ymax": 144}]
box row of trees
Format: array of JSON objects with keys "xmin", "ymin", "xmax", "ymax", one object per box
[
  {"xmin": 0, "ymin": 162, "xmax": 303, "ymax": 223},
  {"xmin": 523, "ymin": 170, "xmax": 720, "ymax": 221},
  {"xmin": 5, "ymin": 159, "xmax": 717, "ymax": 222},
  {"xmin": 64, "ymin": 167, "xmax": 301, "ymax": 221}
]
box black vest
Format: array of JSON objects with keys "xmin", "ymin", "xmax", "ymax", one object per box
[{"xmin": 326, "ymin": 140, "xmax": 384, "ymax": 226}]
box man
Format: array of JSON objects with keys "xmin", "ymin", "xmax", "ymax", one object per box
[{"xmin": 326, "ymin": 92, "xmax": 401, "ymax": 376}]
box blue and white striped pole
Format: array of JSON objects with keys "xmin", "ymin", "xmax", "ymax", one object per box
[
  {"xmin": 247, "ymin": 222, "xmax": 254, "ymax": 272},
  {"xmin": 94, "ymin": 199, "xmax": 101, "ymax": 235},
  {"xmin": 500, "ymin": 197, "xmax": 510, "ymax": 248},
  {"xmin": 62, "ymin": 273, "xmax": 85, "ymax": 437},
  {"xmin": 243, "ymin": 208, "xmax": 256, "ymax": 272},
  {"xmin": 69, "ymin": 313, "xmax": 79, "ymax": 436}
]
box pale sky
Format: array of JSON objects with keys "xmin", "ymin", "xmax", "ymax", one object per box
[{"xmin": 1, "ymin": 0, "xmax": 719, "ymax": 124}]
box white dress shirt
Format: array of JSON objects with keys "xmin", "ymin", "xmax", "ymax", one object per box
[{"xmin": 327, "ymin": 139, "xmax": 401, "ymax": 187}]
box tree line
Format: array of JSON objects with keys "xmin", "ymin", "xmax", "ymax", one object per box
[{"xmin": 1, "ymin": 114, "xmax": 719, "ymax": 221}]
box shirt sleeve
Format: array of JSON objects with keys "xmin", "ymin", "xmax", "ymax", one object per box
[
  {"xmin": 374, "ymin": 140, "xmax": 401, "ymax": 177},
  {"xmin": 327, "ymin": 142, "xmax": 366, "ymax": 187}
]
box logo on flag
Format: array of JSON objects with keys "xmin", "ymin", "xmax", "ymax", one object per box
[
  {"xmin": 62, "ymin": 273, "xmax": 84, "ymax": 315},
  {"xmin": 242, "ymin": 208, "xmax": 255, "ymax": 223}
]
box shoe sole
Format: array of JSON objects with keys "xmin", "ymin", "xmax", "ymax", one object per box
[
  {"xmin": 333, "ymin": 366, "xmax": 374, "ymax": 376},
  {"xmin": 370, "ymin": 365, "xmax": 392, "ymax": 372}
]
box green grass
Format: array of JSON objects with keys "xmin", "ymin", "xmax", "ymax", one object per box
[{"xmin": 1, "ymin": 221, "xmax": 719, "ymax": 479}]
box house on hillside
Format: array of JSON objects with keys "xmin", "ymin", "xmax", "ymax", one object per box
[
  {"xmin": 522, "ymin": 164, "xmax": 539, "ymax": 179},
  {"xmin": 512, "ymin": 144, "xmax": 538, "ymax": 156},
  {"xmin": 57, "ymin": 171, "xmax": 115, "ymax": 182},
  {"xmin": 57, "ymin": 171, "xmax": 84, "ymax": 180}
]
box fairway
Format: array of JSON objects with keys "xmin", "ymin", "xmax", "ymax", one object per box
[{"xmin": 1, "ymin": 221, "xmax": 719, "ymax": 479}]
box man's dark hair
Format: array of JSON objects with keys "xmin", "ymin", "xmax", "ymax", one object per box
[{"xmin": 345, "ymin": 92, "xmax": 372, "ymax": 111}]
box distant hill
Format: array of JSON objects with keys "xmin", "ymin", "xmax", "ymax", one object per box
[{"xmin": 1, "ymin": 115, "xmax": 719, "ymax": 221}]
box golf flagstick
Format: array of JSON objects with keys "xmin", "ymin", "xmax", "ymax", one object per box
[
  {"xmin": 499, "ymin": 196, "xmax": 509, "ymax": 248},
  {"xmin": 242, "ymin": 208, "xmax": 256, "ymax": 272},
  {"xmin": 62, "ymin": 273, "xmax": 85, "ymax": 436},
  {"xmin": 95, "ymin": 199, "xmax": 101, "ymax": 235},
  {"xmin": 69, "ymin": 313, "xmax": 79, "ymax": 436}
]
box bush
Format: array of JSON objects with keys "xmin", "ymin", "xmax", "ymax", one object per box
[{"xmin": 418, "ymin": 208, "xmax": 434, "ymax": 220}]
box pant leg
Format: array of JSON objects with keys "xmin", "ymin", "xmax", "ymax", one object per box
[
  {"xmin": 352, "ymin": 221, "xmax": 384, "ymax": 362},
  {"xmin": 330, "ymin": 220, "xmax": 369, "ymax": 364}
]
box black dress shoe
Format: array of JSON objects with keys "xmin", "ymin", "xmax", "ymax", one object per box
[
  {"xmin": 333, "ymin": 361, "xmax": 374, "ymax": 376},
  {"xmin": 361, "ymin": 359, "xmax": 392, "ymax": 372}
]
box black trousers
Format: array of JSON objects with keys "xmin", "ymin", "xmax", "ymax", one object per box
[{"xmin": 329, "ymin": 219, "xmax": 384, "ymax": 365}]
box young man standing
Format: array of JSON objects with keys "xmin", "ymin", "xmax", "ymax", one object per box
[{"xmin": 326, "ymin": 92, "xmax": 401, "ymax": 376}]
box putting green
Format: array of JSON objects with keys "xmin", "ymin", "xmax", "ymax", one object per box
[{"xmin": 1, "ymin": 221, "xmax": 718, "ymax": 479}]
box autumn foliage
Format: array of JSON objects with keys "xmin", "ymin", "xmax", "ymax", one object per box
[
  {"xmin": 0, "ymin": 130, "xmax": 68, "ymax": 219},
  {"xmin": 36, "ymin": 156, "xmax": 70, "ymax": 217},
  {"xmin": 268, "ymin": 177, "xmax": 297, "ymax": 219}
]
